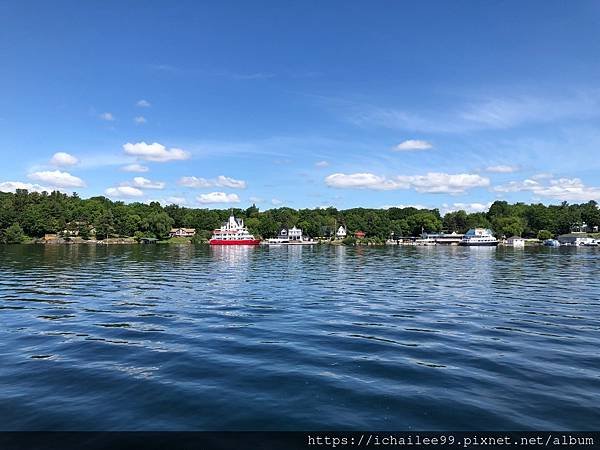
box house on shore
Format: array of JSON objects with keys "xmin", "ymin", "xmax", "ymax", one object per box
[
  {"xmin": 169, "ymin": 228, "xmax": 196, "ymax": 238},
  {"xmin": 335, "ymin": 226, "xmax": 347, "ymax": 239},
  {"xmin": 354, "ymin": 230, "xmax": 366, "ymax": 239},
  {"xmin": 506, "ymin": 236, "xmax": 526, "ymax": 248},
  {"xmin": 277, "ymin": 226, "xmax": 304, "ymax": 241}
]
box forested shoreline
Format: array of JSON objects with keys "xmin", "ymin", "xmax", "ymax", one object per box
[{"xmin": 0, "ymin": 189, "xmax": 599, "ymax": 244}]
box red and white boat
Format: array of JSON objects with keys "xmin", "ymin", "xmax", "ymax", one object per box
[{"xmin": 209, "ymin": 214, "xmax": 261, "ymax": 245}]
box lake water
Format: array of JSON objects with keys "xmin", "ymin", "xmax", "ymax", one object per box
[{"xmin": 0, "ymin": 244, "xmax": 599, "ymax": 430}]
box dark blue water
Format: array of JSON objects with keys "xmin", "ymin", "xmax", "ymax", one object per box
[{"xmin": 0, "ymin": 244, "xmax": 599, "ymax": 430}]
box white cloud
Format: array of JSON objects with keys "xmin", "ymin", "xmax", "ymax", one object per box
[
  {"xmin": 197, "ymin": 192, "xmax": 240, "ymax": 204},
  {"xmin": 165, "ymin": 196, "xmax": 186, "ymax": 205},
  {"xmin": 28, "ymin": 170, "xmax": 85, "ymax": 188},
  {"xmin": 178, "ymin": 175, "xmax": 246, "ymax": 189},
  {"xmin": 136, "ymin": 99, "xmax": 151, "ymax": 108},
  {"xmin": 132, "ymin": 176, "xmax": 165, "ymax": 189},
  {"xmin": 494, "ymin": 179, "xmax": 540, "ymax": 193},
  {"xmin": 325, "ymin": 172, "xmax": 489, "ymax": 194},
  {"xmin": 405, "ymin": 173, "xmax": 490, "ymax": 193},
  {"xmin": 393, "ymin": 139, "xmax": 433, "ymax": 151},
  {"xmin": 99, "ymin": 112, "xmax": 115, "ymax": 121},
  {"xmin": 0, "ymin": 181, "xmax": 52, "ymax": 193},
  {"xmin": 105, "ymin": 186, "xmax": 144, "ymax": 198},
  {"xmin": 485, "ymin": 165, "xmax": 519, "ymax": 173},
  {"xmin": 215, "ymin": 175, "xmax": 246, "ymax": 189},
  {"xmin": 325, "ymin": 173, "xmax": 408, "ymax": 190},
  {"xmin": 531, "ymin": 173, "xmax": 553, "ymax": 180},
  {"xmin": 249, "ymin": 196, "xmax": 264, "ymax": 203},
  {"xmin": 315, "ymin": 160, "xmax": 330, "ymax": 168},
  {"xmin": 441, "ymin": 202, "xmax": 493, "ymax": 215},
  {"xmin": 134, "ymin": 116, "xmax": 147, "ymax": 124},
  {"xmin": 121, "ymin": 163, "xmax": 149, "ymax": 173},
  {"xmin": 179, "ymin": 176, "xmax": 212, "ymax": 188},
  {"xmin": 494, "ymin": 177, "xmax": 600, "ymax": 201},
  {"xmin": 50, "ymin": 152, "xmax": 78, "ymax": 166},
  {"xmin": 123, "ymin": 142, "xmax": 190, "ymax": 162},
  {"xmin": 271, "ymin": 198, "xmax": 283, "ymax": 205}
]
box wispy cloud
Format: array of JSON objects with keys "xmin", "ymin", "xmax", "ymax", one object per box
[
  {"xmin": 136, "ymin": 99, "xmax": 151, "ymax": 108},
  {"xmin": 315, "ymin": 160, "xmax": 330, "ymax": 168},
  {"xmin": 99, "ymin": 112, "xmax": 115, "ymax": 121},
  {"xmin": 485, "ymin": 165, "xmax": 520, "ymax": 173},
  {"xmin": 134, "ymin": 116, "xmax": 147, "ymax": 124},
  {"xmin": 148, "ymin": 64, "xmax": 276, "ymax": 81},
  {"xmin": 393, "ymin": 140, "xmax": 433, "ymax": 151},
  {"xmin": 121, "ymin": 163, "xmax": 149, "ymax": 173},
  {"xmin": 340, "ymin": 89, "xmax": 600, "ymax": 134},
  {"xmin": 178, "ymin": 175, "xmax": 246, "ymax": 189},
  {"xmin": 325, "ymin": 172, "xmax": 489, "ymax": 194}
]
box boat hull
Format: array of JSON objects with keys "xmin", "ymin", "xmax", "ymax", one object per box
[
  {"xmin": 209, "ymin": 239, "xmax": 261, "ymax": 245},
  {"xmin": 459, "ymin": 242, "xmax": 498, "ymax": 246}
]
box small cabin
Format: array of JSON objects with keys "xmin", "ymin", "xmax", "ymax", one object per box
[
  {"xmin": 335, "ymin": 226, "xmax": 347, "ymax": 239},
  {"xmin": 169, "ymin": 228, "xmax": 196, "ymax": 238},
  {"xmin": 354, "ymin": 230, "xmax": 366, "ymax": 239},
  {"xmin": 506, "ymin": 236, "xmax": 525, "ymax": 248}
]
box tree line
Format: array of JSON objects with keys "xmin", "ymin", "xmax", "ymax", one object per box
[{"xmin": 0, "ymin": 189, "xmax": 598, "ymax": 243}]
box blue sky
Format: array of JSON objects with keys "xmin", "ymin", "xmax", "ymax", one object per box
[{"xmin": 1, "ymin": 1, "xmax": 600, "ymax": 213}]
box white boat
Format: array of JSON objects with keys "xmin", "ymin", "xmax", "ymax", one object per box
[
  {"xmin": 459, "ymin": 228, "xmax": 498, "ymax": 246},
  {"xmin": 543, "ymin": 239, "xmax": 560, "ymax": 247},
  {"xmin": 209, "ymin": 214, "xmax": 260, "ymax": 245},
  {"xmin": 414, "ymin": 237, "xmax": 437, "ymax": 246}
]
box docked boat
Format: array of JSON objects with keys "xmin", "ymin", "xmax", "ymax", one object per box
[
  {"xmin": 543, "ymin": 239, "xmax": 560, "ymax": 247},
  {"xmin": 414, "ymin": 236, "xmax": 437, "ymax": 246},
  {"xmin": 459, "ymin": 228, "xmax": 499, "ymax": 246},
  {"xmin": 209, "ymin": 214, "xmax": 260, "ymax": 245}
]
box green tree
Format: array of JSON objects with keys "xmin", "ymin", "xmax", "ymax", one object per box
[
  {"xmin": 3, "ymin": 223, "xmax": 26, "ymax": 243},
  {"xmin": 537, "ymin": 229, "xmax": 554, "ymax": 240},
  {"xmin": 492, "ymin": 216, "xmax": 525, "ymax": 238}
]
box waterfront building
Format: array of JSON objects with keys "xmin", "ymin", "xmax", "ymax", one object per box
[
  {"xmin": 557, "ymin": 233, "xmax": 595, "ymax": 246},
  {"xmin": 336, "ymin": 226, "xmax": 347, "ymax": 239},
  {"xmin": 275, "ymin": 226, "xmax": 304, "ymax": 242},
  {"xmin": 354, "ymin": 230, "xmax": 366, "ymax": 239},
  {"xmin": 506, "ymin": 236, "xmax": 526, "ymax": 248},
  {"xmin": 169, "ymin": 228, "xmax": 196, "ymax": 238}
]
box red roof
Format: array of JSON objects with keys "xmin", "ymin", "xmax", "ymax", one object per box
[{"xmin": 354, "ymin": 231, "xmax": 366, "ymax": 238}]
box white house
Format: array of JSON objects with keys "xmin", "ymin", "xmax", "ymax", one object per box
[
  {"xmin": 169, "ymin": 228, "xmax": 196, "ymax": 238},
  {"xmin": 278, "ymin": 226, "xmax": 304, "ymax": 241},
  {"xmin": 288, "ymin": 226, "xmax": 303, "ymax": 241},
  {"xmin": 506, "ymin": 236, "xmax": 525, "ymax": 248},
  {"xmin": 335, "ymin": 226, "xmax": 347, "ymax": 239}
]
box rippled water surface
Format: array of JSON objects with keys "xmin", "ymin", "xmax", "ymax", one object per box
[{"xmin": 1, "ymin": 244, "xmax": 599, "ymax": 430}]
